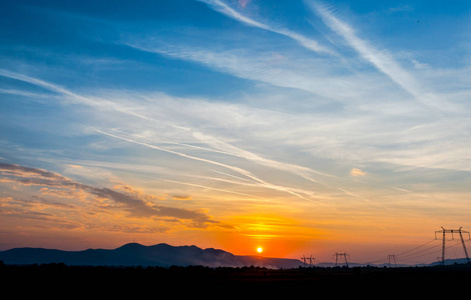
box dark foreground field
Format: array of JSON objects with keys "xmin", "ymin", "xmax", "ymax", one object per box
[{"xmin": 2, "ymin": 262, "xmax": 471, "ymax": 295}]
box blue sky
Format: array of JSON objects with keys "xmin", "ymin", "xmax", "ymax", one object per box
[{"xmin": 1, "ymin": 0, "xmax": 471, "ymax": 264}]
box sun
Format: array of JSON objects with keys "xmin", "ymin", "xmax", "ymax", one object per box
[{"xmin": 256, "ymin": 247, "xmax": 263, "ymax": 254}]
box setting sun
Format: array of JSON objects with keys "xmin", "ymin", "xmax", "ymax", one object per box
[{"xmin": 257, "ymin": 247, "xmax": 263, "ymax": 253}]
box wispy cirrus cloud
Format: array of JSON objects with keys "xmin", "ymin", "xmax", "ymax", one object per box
[
  {"xmin": 125, "ymin": 41, "xmax": 399, "ymax": 107},
  {"xmin": 197, "ymin": 0, "xmax": 332, "ymax": 54},
  {"xmin": 306, "ymin": 1, "xmax": 459, "ymax": 112},
  {"xmin": 94, "ymin": 129, "xmax": 327, "ymax": 202},
  {"xmin": 0, "ymin": 68, "xmax": 345, "ymax": 201}
]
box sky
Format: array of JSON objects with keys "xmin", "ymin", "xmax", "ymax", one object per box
[{"xmin": 1, "ymin": 0, "xmax": 471, "ymax": 265}]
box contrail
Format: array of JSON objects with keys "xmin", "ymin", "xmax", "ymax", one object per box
[
  {"xmin": 197, "ymin": 0, "xmax": 332, "ymax": 54},
  {"xmin": 95, "ymin": 129, "xmax": 314, "ymax": 201},
  {"xmin": 192, "ymin": 131, "xmax": 336, "ymax": 181},
  {"xmin": 0, "ymin": 68, "xmax": 94, "ymax": 105},
  {"xmin": 308, "ymin": 1, "xmax": 454, "ymax": 111},
  {"xmin": 0, "ymin": 68, "xmax": 351, "ymax": 201},
  {"xmin": 0, "ymin": 68, "xmax": 335, "ymax": 184},
  {"xmin": 210, "ymin": 169, "xmax": 253, "ymax": 182},
  {"xmin": 159, "ymin": 178, "xmax": 261, "ymax": 198}
]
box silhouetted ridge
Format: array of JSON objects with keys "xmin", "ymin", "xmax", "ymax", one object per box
[
  {"xmin": 116, "ymin": 242, "xmax": 144, "ymax": 249},
  {"xmin": 0, "ymin": 243, "xmax": 303, "ymax": 269}
]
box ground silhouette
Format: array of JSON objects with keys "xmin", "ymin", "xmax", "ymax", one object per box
[{"xmin": 2, "ymin": 260, "xmax": 471, "ymax": 293}]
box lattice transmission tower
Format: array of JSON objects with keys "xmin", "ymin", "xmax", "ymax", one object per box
[
  {"xmin": 435, "ymin": 227, "xmax": 470, "ymax": 265},
  {"xmin": 333, "ymin": 252, "xmax": 349, "ymax": 267},
  {"xmin": 387, "ymin": 254, "xmax": 397, "ymax": 267},
  {"xmin": 301, "ymin": 255, "xmax": 317, "ymax": 267}
]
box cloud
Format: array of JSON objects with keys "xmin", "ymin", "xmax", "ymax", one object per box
[
  {"xmin": 126, "ymin": 42, "xmax": 392, "ymax": 110},
  {"xmin": 94, "ymin": 129, "xmax": 320, "ymax": 202},
  {"xmin": 0, "ymin": 195, "xmax": 83, "ymax": 230},
  {"xmin": 197, "ymin": 0, "xmax": 332, "ymax": 54},
  {"xmin": 307, "ymin": 1, "xmax": 460, "ymax": 112},
  {"xmin": 0, "ymin": 162, "xmax": 222, "ymax": 228},
  {"xmin": 0, "ymin": 68, "xmax": 347, "ymax": 201},
  {"xmin": 387, "ymin": 5, "xmax": 414, "ymax": 14},
  {"xmin": 350, "ymin": 168, "xmax": 366, "ymax": 176},
  {"xmin": 172, "ymin": 195, "xmax": 192, "ymax": 200}
]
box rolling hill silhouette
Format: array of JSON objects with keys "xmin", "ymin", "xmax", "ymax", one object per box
[{"xmin": 0, "ymin": 243, "xmax": 303, "ymax": 269}]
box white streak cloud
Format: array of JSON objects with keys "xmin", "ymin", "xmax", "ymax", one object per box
[
  {"xmin": 197, "ymin": 0, "xmax": 332, "ymax": 54},
  {"xmin": 307, "ymin": 1, "xmax": 459, "ymax": 112}
]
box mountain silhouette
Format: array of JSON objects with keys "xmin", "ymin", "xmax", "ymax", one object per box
[{"xmin": 0, "ymin": 243, "xmax": 303, "ymax": 269}]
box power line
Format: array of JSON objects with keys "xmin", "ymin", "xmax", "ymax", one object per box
[
  {"xmin": 395, "ymin": 239, "xmax": 436, "ymax": 257},
  {"xmin": 435, "ymin": 227, "xmax": 470, "ymax": 265},
  {"xmin": 312, "ymin": 227, "xmax": 471, "ymax": 266},
  {"xmin": 397, "ymin": 245, "xmax": 442, "ymax": 263},
  {"xmin": 393, "ymin": 228, "xmax": 471, "ymax": 265},
  {"xmin": 397, "ymin": 242, "xmax": 441, "ymax": 260},
  {"xmin": 400, "ymin": 240, "xmax": 469, "ymax": 264}
]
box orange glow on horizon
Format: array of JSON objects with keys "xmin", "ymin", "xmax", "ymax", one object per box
[{"xmin": 213, "ymin": 213, "xmax": 322, "ymax": 258}]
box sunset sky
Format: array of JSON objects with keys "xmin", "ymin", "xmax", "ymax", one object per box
[{"xmin": 1, "ymin": 0, "xmax": 471, "ymax": 265}]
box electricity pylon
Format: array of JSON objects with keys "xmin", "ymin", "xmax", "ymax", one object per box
[
  {"xmin": 301, "ymin": 255, "xmax": 308, "ymax": 267},
  {"xmin": 333, "ymin": 252, "xmax": 349, "ymax": 267},
  {"xmin": 308, "ymin": 255, "xmax": 316, "ymax": 267},
  {"xmin": 435, "ymin": 227, "xmax": 470, "ymax": 265},
  {"xmin": 301, "ymin": 255, "xmax": 316, "ymax": 267},
  {"xmin": 387, "ymin": 254, "xmax": 397, "ymax": 267}
]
